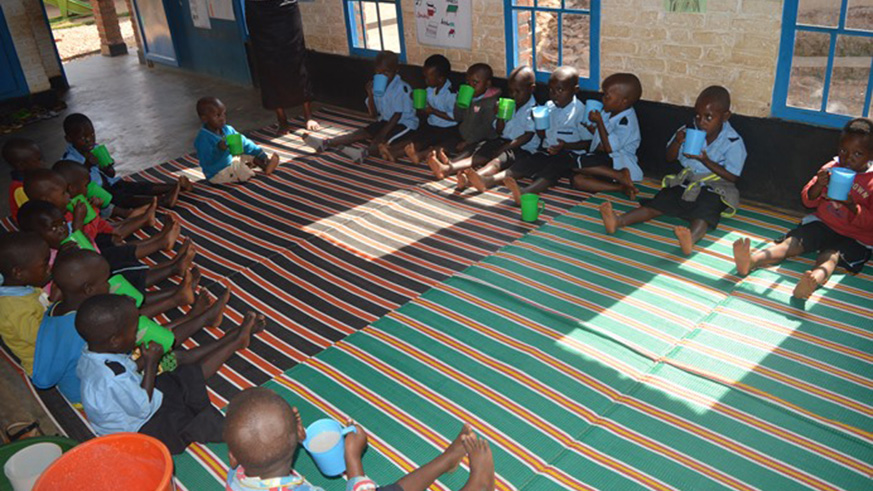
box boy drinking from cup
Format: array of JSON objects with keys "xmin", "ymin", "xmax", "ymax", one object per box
[
  {"xmin": 599, "ymin": 85, "xmax": 746, "ymax": 256},
  {"xmin": 732, "ymin": 117, "xmax": 873, "ymax": 299},
  {"xmin": 224, "ymin": 387, "xmax": 496, "ymax": 491},
  {"xmin": 195, "ymin": 96, "xmax": 280, "ymax": 184}
]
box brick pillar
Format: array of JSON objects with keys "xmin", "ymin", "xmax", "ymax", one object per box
[
  {"xmin": 89, "ymin": 0, "xmax": 128, "ymax": 57},
  {"xmin": 124, "ymin": 0, "xmax": 146, "ymax": 63}
]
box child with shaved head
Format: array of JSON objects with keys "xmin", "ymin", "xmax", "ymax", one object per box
[
  {"xmin": 224, "ymin": 387, "xmax": 495, "ymax": 491},
  {"xmin": 600, "ymin": 85, "xmax": 746, "ymax": 256}
]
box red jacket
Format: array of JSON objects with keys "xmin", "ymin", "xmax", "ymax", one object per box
[
  {"xmin": 802, "ymin": 159, "xmax": 873, "ymax": 246},
  {"xmin": 9, "ymin": 180, "xmax": 26, "ymax": 220}
]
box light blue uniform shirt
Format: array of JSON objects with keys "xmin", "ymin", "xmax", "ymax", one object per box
[
  {"xmin": 62, "ymin": 144, "xmax": 121, "ymax": 186},
  {"xmin": 367, "ymin": 75, "xmax": 419, "ymax": 131},
  {"xmin": 31, "ymin": 305, "xmax": 87, "ymax": 403},
  {"xmin": 427, "ymin": 80, "xmax": 457, "ymax": 128},
  {"xmin": 669, "ymin": 121, "xmax": 747, "ymax": 177},
  {"xmin": 77, "ymin": 349, "xmax": 162, "ymax": 436},
  {"xmin": 543, "ymin": 98, "xmax": 593, "ymax": 154},
  {"xmin": 194, "ymin": 124, "xmax": 267, "ymax": 181},
  {"xmin": 589, "ymin": 107, "xmax": 643, "ymax": 181},
  {"xmin": 499, "ymin": 97, "xmax": 540, "ymax": 154}
]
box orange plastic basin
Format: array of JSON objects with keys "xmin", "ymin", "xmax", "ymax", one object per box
[{"xmin": 33, "ymin": 433, "xmax": 174, "ymax": 491}]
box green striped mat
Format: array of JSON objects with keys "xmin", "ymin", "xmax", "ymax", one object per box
[{"xmin": 174, "ymin": 185, "xmax": 873, "ymax": 490}]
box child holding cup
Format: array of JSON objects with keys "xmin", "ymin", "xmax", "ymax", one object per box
[
  {"xmin": 600, "ymin": 85, "xmax": 746, "ymax": 256},
  {"xmin": 732, "ymin": 117, "xmax": 873, "ymax": 299},
  {"xmin": 194, "ymin": 97, "xmax": 280, "ymax": 184}
]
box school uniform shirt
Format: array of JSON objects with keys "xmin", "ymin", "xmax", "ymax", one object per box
[
  {"xmin": 0, "ymin": 286, "xmax": 48, "ymax": 374},
  {"xmin": 589, "ymin": 107, "xmax": 643, "ymax": 181},
  {"xmin": 427, "ymin": 80, "xmax": 458, "ymax": 128},
  {"xmin": 669, "ymin": 121, "xmax": 747, "ymax": 177},
  {"xmin": 62, "ymin": 144, "xmax": 121, "ymax": 187},
  {"xmin": 194, "ymin": 124, "xmax": 268, "ymax": 181},
  {"xmin": 543, "ymin": 98, "xmax": 593, "ymax": 154},
  {"xmin": 366, "ymin": 75, "xmax": 419, "ymax": 131},
  {"xmin": 77, "ymin": 349, "xmax": 163, "ymax": 435},
  {"xmin": 30, "ymin": 304, "xmax": 87, "ymax": 403},
  {"xmin": 499, "ymin": 97, "xmax": 540, "ymax": 154}
]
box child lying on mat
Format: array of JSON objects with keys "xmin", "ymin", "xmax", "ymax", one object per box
[
  {"xmin": 599, "ymin": 85, "xmax": 746, "ymax": 256},
  {"xmin": 77, "ymin": 291, "xmax": 265, "ymax": 454},
  {"xmin": 0, "ymin": 232, "xmax": 51, "ymax": 375},
  {"xmin": 62, "ymin": 113, "xmax": 190, "ymax": 209},
  {"xmin": 195, "ymin": 97, "xmax": 280, "ymax": 184},
  {"xmin": 733, "ymin": 117, "xmax": 873, "ymax": 299},
  {"xmin": 224, "ymin": 387, "xmax": 496, "ymax": 491}
]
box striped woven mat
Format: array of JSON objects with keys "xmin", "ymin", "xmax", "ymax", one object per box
[{"xmin": 174, "ymin": 182, "xmax": 873, "ymax": 490}]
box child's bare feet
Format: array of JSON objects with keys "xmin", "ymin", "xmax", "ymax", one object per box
[
  {"xmin": 171, "ymin": 240, "xmax": 197, "ymax": 276},
  {"xmin": 291, "ymin": 406, "xmax": 307, "ymax": 442},
  {"xmin": 378, "ymin": 143, "xmax": 395, "ymax": 162},
  {"xmin": 444, "ymin": 424, "xmax": 474, "ymax": 473},
  {"xmin": 599, "ymin": 201, "xmax": 619, "ymax": 234},
  {"xmin": 426, "ymin": 150, "xmax": 447, "ymax": 180},
  {"xmin": 619, "ymin": 168, "xmax": 638, "ymax": 200},
  {"xmin": 503, "ymin": 177, "xmax": 521, "ymax": 206},
  {"xmin": 205, "ymin": 285, "xmax": 232, "ymax": 327},
  {"xmin": 263, "ymin": 153, "xmax": 280, "ymax": 176},
  {"xmin": 179, "ymin": 176, "xmax": 194, "ymax": 192},
  {"xmin": 674, "ymin": 226, "xmax": 693, "ymax": 255},
  {"xmin": 733, "ymin": 237, "xmax": 753, "ymax": 276},
  {"xmin": 144, "ymin": 198, "xmax": 158, "ymax": 227},
  {"xmin": 437, "ymin": 148, "xmax": 450, "ymax": 165},
  {"xmin": 160, "ymin": 181, "xmax": 181, "ymax": 208},
  {"xmin": 404, "ymin": 143, "xmax": 420, "ymax": 164},
  {"xmin": 456, "ymin": 171, "xmax": 468, "ymax": 191},
  {"xmin": 174, "ymin": 268, "xmax": 199, "ymax": 306},
  {"xmin": 793, "ymin": 270, "xmax": 821, "ymax": 299},
  {"xmin": 235, "ymin": 311, "xmax": 267, "ymax": 350},
  {"xmin": 164, "ymin": 217, "xmax": 182, "ymax": 251},
  {"xmin": 461, "ymin": 434, "xmax": 495, "ymax": 491},
  {"xmin": 129, "ymin": 201, "xmax": 151, "ymax": 219},
  {"xmin": 467, "ymin": 169, "xmax": 488, "ymax": 193}
]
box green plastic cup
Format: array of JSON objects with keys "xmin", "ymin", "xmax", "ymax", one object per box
[
  {"xmin": 520, "ymin": 193, "xmax": 545, "ymax": 222},
  {"xmin": 60, "ymin": 230, "xmax": 95, "ymax": 251},
  {"xmin": 108, "ymin": 274, "xmax": 144, "ymax": 307},
  {"xmin": 413, "ymin": 89, "xmax": 428, "ymax": 110},
  {"xmin": 497, "ymin": 98, "xmax": 516, "ymax": 120},
  {"xmin": 456, "ymin": 84, "xmax": 475, "ymax": 109},
  {"xmin": 90, "ymin": 144, "xmax": 114, "ymax": 168},
  {"xmin": 225, "ymin": 134, "xmax": 244, "ymax": 156},
  {"xmin": 66, "ymin": 195, "xmax": 96, "ymax": 224},
  {"xmin": 85, "ymin": 181, "xmax": 113, "ymax": 208},
  {"xmin": 137, "ymin": 316, "xmax": 175, "ymax": 354}
]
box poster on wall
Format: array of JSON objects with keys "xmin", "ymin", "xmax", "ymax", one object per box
[
  {"xmin": 190, "ymin": 0, "xmax": 212, "ymax": 28},
  {"xmin": 664, "ymin": 0, "xmax": 706, "ymax": 12},
  {"xmin": 415, "ymin": 0, "xmax": 472, "ymax": 50},
  {"xmin": 208, "ymin": 0, "xmax": 235, "ymax": 21}
]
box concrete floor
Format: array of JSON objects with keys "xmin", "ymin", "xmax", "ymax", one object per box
[{"xmin": 1, "ymin": 52, "xmax": 277, "ymax": 217}]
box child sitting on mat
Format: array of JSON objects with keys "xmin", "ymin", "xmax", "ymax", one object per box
[
  {"xmin": 424, "ymin": 63, "xmax": 502, "ymax": 175},
  {"xmin": 3, "ymin": 138, "xmax": 45, "ymax": 220},
  {"xmin": 318, "ymin": 51, "xmax": 419, "ymax": 157},
  {"xmin": 732, "ymin": 117, "xmax": 873, "ymax": 299},
  {"xmin": 195, "ymin": 96, "xmax": 281, "ymax": 184},
  {"xmin": 223, "ymin": 387, "xmax": 496, "ymax": 491},
  {"xmin": 0, "ymin": 232, "xmax": 51, "ymax": 375},
  {"xmin": 77, "ymin": 292, "xmax": 265, "ymax": 453},
  {"xmin": 600, "ymin": 85, "xmax": 746, "ymax": 255},
  {"xmin": 62, "ymin": 113, "xmax": 189, "ymax": 208}
]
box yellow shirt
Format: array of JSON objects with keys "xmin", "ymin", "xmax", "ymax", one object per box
[{"xmin": 0, "ymin": 288, "xmax": 48, "ymax": 375}]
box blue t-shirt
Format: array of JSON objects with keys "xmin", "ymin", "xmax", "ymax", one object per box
[
  {"xmin": 62, "ymin": 144, "xmax": 121, "ymax": 186},
  {"xmin": 194, "ymin": 124, "xmax": 267, "ymax": 180},
  {"xmin": 588, "ymin": 107, "xmax": 643, "ymax": 181},
  {"xmin": 669, "ymin": 120, "xmax": 747, "ymax": 177},
  {"xmin": 366, "ymin": 75, "xmax": 419, "ymax": 131},
  {"xmin": 543, "ymin": 98, "xmax": 593, "ymax": 154},
  {"xmin": 426, "ymin": 80, "xmax": 457, "ymax": 128},
  {"xmin": 499, "ymin": 97, "xmax": 540, "ymax": 154},
  {"xmin": 30, "ymin": 304, "xmax": 86, "ymax": 403}
]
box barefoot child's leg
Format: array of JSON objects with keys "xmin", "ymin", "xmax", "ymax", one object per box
[
  {"xmin": 144, "ymin": 240, "xmax": 196, "ymax": 287},
  {"xmin": 793, "ymin": 249, "xmax": 840, "ymax": 299},
  {"xmin": 390, "ymin": 425, "xmax": 475, "ymax": 491},
  {"xmin": 426, "ymin": 150, "xmax": 450, "ymax": 179},
  {"xmin": 130, "ymin": 217, "xmax": 182, "ymax": 257},
  {"xmin": 111, "ymin": 199, "xmax": 158, "ymax": 239},
  {"xmin": 733, "ymin": 236, "xmax": 804, "ymax": 276},
  {"xmin": 503, "ymin": 177, "xmax": 522, "ymax": 205},
  {"xmin": 189, "ymin": 311, "xmax": 266, "ymax": 379},
  {"xmin": 138, "ymin": 268, "xmax": 200, "ymax": 318},
  {"xmin": 168, "ymin": 286, "xmax": 232, "ymax": 344},
  {"xmin": 599, "ymin": 201, "xmax": 663, "ymax": 235},
  {"xmin": 459, "ymin": 434, "xmax": 496, "ymax": 491}
]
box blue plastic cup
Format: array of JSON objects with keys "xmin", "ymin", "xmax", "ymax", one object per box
[
  {"xmin": 372, "ymin": 74, "xmax": 389, "ymax": 97},
  {"xmin": 683, "ymin": 129, "xmax": 707, "ymax": 156},
  {"xmin": 827, "ymin": 167, "xmax": 856, "ymax": 201},
  {"xmin": 584, "ymin": 99, "xmax": 603, "ymax": 124},
  {"xmin": 302, "ymin": 418, "xmax": 357, "ymax": 477},
  {"xmin": 533, "ymin": 106, "xmax": 551, "ymax": 130}
]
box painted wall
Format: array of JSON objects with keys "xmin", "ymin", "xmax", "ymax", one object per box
[
  {"xmin": 2, "ymin": 0, "xmax": 64, "ymax": 96},
  {"xmin": 299, "ymin": 0, "xmax": 782, "ymax": 118}
]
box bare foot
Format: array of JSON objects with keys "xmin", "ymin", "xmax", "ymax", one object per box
[
  {"xmin": 467, "ymin": 169, "xmax": 488, "ymax": 193},
  {"xmin": 179, "ymin": 175, "xmax": 193, "ymax": 192},
  {"xmin": 205, "ymin": 285, "xmax": 232, "ymax": 327},
  {"xmin": 188, "ymin": 291, "xmax": 212, "ymax": 317},
  {"xmin": 175, "ymin": 268, "xmax": 198, "ymax": 306},
  {"xmin": 129, "ymin": 202, "xmax": 151, "ymax": 219},
  {"xmin": 437, "ymin": 148, "xmax": 450, "ymax": 165},
  {"xmin": 160, "ymin": 181, "xmax": 181, "ymax": 208},
  {"xmin": 292, "ymin": 406, "xmax": 307, "ymax": 442},
  {"xmin": 674, "ymin": 226, "xmax": 693, "ymax": 256},
  {"xmin": 378, "ymin": 143, "xmax": 395, "ymax": 162},
  {"xmin": 444, "ymin": 424, "xmax": 474, "ymax": 473},
  {"xmin": 163, "ymin": 217, "xmax": 181, "ymax": 251},
  {"xmin": 456, "ymin": 171, "xmax": 468, "ymax": 191},
  {"xmin": 426, "ymin": 150, "xmax": 446, "ymax": 180},
  {"xmin": 462, "ymin": 434, "xmax": 495, "ymax": 491},
  {"xmin": 503, "ymin": 177, "xmax": 521, "ymax": 206},
  {"xmin": 235, "ymin": 311, "xmax": 267, "ymax": 350},
  {"xmin": 264, "ymin": 153, "xmax": 280, "ymax": 176},
  {"xmin": 404, "ymin": 143, "xmax": 420, "ymax": 164},
  {"xmin": 793, "ymin": 270, "xmax": 821, "ymax": 299},
  {"xmin": 619, "ymin": 168, "xmax": 638, "ymax": 200},
  {"xmin": 599, "ymin": 201, "xmax": 619, "ymax": 234},
  {"xmin": 144, "ymin": 198, "xmax": 158, "ymax": 227},
  {"xmin": 732, "ymin": 238, "xmax": 753, "ymax": 276},
  {"xmin": 171, "ymin": 240, "xmax": 196, "ymax": 276}
]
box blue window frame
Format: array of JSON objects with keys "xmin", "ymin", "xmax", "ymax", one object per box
[
  {"xmin": 504, "ymin": 1, "xmax": 601, "ymax": 90},
  {"xmin": 343, "ymin": 0, "xmax": 406, "ymax": 61},
  {"xmin": 773, "ymin": 0, "xmax": 873, "ymax": 128}
]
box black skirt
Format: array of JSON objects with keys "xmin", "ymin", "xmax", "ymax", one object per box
[{"xmin": 245, "ymin": 0, "xmax": 314, "ymax": 110}]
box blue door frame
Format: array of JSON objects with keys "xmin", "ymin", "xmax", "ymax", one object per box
[
  {"xmin": 131, "ymin": 0, "xmax": 180, "ymax": 66},
  {"xmin": 342, "ymin": 0, "xmax": 407, "ymax": 62}
]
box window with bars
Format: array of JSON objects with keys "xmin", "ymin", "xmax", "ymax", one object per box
[
  {"xmin": 343, "ymin": 0, "xmax": 405, "ymax": 60},
  {"xmin": 504, "ymin": 0, "xmax": 600, "ymax": 89},
  {"xmin": 773, "ymin": 0, "xmax": 873, "ymax": 127}
]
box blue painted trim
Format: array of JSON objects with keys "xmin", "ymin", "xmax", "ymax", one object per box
[
  {"xmin": 342, "ymin": 0, "xmax": 405, "ymax": 62},
  {"xmin": 0, "ymin": 5, "xmax": 29, "ymax": 100},
  {"xmin": 863, "ymin": 57, "xmax": 873, "ymax": 117},
  {"xmin": 819, "ymin": 31, "xmax": 837, "ymax": 112},
  {"xmin": 503, "ymin": 0, "xmax": 514, "ymax": 76},
  {"xmin": 130, "ymin": 0, "xmax": 180, "ymax": 67},
  {"xmin": 38, "ymin": 0, "xmax": 67, "ymax": 88}
]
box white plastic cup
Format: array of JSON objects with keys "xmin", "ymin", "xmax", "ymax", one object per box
[{"xmin": 4, "ymin": 443, "xmax": 62, "ymax": 491}]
